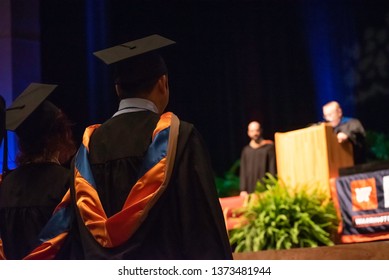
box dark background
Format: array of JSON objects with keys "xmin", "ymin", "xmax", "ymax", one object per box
[{"xmin": 36, "ymin": 0, "xmax": 389, "ymax": 175}]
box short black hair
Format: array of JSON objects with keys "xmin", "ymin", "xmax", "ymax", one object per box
[{"xmin": 114, "ymin": 52, "xmax": 167, "ymax": 99}]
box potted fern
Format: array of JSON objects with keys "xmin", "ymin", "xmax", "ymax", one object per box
[{"xmin": 229, "ymin": 175, "xmax": 338, "ymax": 252}]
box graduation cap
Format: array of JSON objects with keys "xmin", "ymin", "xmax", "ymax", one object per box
[
  {"xmin": 1, "ymin": 83, "xmax": 58, "ymax": 176},
  {"xmin": 93, "ymin": 34, "xmax": 176, "ymax": 91},
  {"xmin": 6, "ymin": 83, "xmax": 58, "ymax": 131},
  {"xmin": 93, "ymin": 34, "xmax": 175, "ymax": 65}
]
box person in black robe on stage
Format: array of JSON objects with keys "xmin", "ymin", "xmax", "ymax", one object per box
[
  {"xmin": 0, "ymin": 84, "xmax": 77, "ymax": 259},
  {"xmin": 239, "ymin": 121, "xmax": 276, "ymax": 194},
  {"xmin": 322, "ymin": 101, "xmax": 367, "ymax": 165},
  {"xmin": 70, "ymin": 35, "xmax": 233, "ymax": 259}
]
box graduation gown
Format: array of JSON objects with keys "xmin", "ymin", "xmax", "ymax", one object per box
[
  {"xmin": 0, "ymin": 163, "xmax": 69, "ymax": 259},
  {"xmin": 239, "ymin": 143, "xmax": 276, "ymax": 193},
  {"xmin": 334, "ymin": 117, "xmax": 367, "ymax": 164},
  {"xmin": 71, "ymin": 111, "xmax": 232, "ymax": 259}
]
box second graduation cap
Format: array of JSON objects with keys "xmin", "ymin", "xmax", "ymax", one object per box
[
  {"xmin": 6, "ymin": 83, "xmax": 58, "ymax": 132},
  {"xmin": 2, "ymin": 83, "xmax": 59, "ymax": 175}
]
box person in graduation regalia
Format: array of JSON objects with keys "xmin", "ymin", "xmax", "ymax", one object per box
[
  {"xmin": 0, "ymin": 84, "xmax": 77, "ymax": 259},
  {"xmin": 239, "ymin": 121, "xmax": 276, "ymax": 194},
  {"xmin": 322, "ymin": 101, "xmax": 367, "ymax": 165},
  {"xmin": 71, "ymin": 35, "xmax": 233, "ymax": 259}
]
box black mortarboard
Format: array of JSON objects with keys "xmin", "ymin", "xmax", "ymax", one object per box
[
  {"xmin": 93, "ymin": 34, "xmax": 175, "ymax": 65},
  {"xmin": 2, "ymin": 83, "xmax": 58, "ymax": 175},
  {"xmin": 93, "ymin": 34, "xmax": 176, "ymax": 92},
  {"xmin": 6, "ymin": 83, "xmax": 58, "ymax": 131}
]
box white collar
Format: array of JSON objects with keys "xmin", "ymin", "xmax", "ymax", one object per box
[{"xmin": 112, "ymin": 98, "xmax": 158, "ymax": 118}]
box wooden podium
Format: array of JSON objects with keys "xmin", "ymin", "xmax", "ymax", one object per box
[{"xmin": 274, "ymin": 123, "xmax": 354, "ymax": 194}]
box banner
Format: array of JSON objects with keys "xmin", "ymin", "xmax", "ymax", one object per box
[{"xmin": 334, "ymin": 168, "xmax": 389, "ymax": 243}]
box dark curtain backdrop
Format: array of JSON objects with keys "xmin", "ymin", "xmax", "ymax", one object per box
[{"xmin": 39, "ymin": 0, "xmax": 389, "ymax": 175}]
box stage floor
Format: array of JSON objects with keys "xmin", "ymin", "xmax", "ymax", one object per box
[{"xmin": 233, "ymin": 239, "xmax": 389, "ymax": 260}]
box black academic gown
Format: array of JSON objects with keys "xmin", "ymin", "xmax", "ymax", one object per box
[
  {"xmin": 334, "ymin": 117, "xmax": 367, "ymax": 164},
  {"xmin": 71, "ymin": 111, "xmax": 233, "ymax": 259},
  {"xmin": 0, "ymin": 163, "xmax": 69, "ymax": 259},
  {"xmin": 239, "ymin": 143, "xmax": 276, "ymax": 193}
]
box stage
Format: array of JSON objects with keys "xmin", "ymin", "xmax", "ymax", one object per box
[{"xmin": 233, "ymin": 239, "xmax": 389, "ymax": 260}]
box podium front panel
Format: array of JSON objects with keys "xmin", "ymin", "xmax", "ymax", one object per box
[{"xmin": 275, "ymin": 123, "xmax": 353, "ymax": 193}]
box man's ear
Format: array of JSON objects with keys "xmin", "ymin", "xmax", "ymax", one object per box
[
  {"xmin": 158, "ymin": 75, "xmax": 169, "ymax": 93},
  {"xmin": 115, "ymin": 84, "xmax": 121, "ymax": 97},
  {"xmin": 161, "ymin": 75, "xmax": 168, "ymax": 89}
]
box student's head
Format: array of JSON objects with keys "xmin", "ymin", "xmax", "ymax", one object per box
[
  {"xmin": 15, "ymin": 101, "xmax": 76, "ymax": 165},
  {"xmin": 93, "ymin": 35, "xmax": 175, "ymax": 114},
  {"xmin": 322, "ymin": 101, "xmax": 342, "ymax": 127},
  {"xmin": 114, "ymin": 52, "xmax": 170, "ymax": 113}
]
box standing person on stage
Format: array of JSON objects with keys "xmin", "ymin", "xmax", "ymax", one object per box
[
  {"xmin": 239, "ymin": 121, "xmax": 276, "ymax": 195},
  {"xmin": 0, "ymin": 83, "xmax": 77, "ymax": 259},
  {"xmin": 322, "ymin": 101, "xmax": 367, "ymax": 164},
  {"xmin": 71, "ymin": 34, "xmax": 232, "ymax": 259}
]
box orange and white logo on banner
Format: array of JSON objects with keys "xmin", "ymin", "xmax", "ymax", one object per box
[{"xmin": 351, "ymin": 178, "xmax": 378, "ymax": 211}]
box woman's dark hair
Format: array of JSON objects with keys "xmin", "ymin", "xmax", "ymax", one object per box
[{"xmin": 15, "ymin": 101, "xmax": 76, "ymax": 165}]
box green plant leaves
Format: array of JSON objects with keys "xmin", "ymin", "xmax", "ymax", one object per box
[
  {"xmin": 366, "ymin": 130, "xmax": 389, "ymax": 160},
  {"xmin": 229, "ymin": 179, "xmax": 338, "ymax": 252},
  {"xmin": 215, "ymin": 159, "xmax": 241, "ymax": 197}
]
